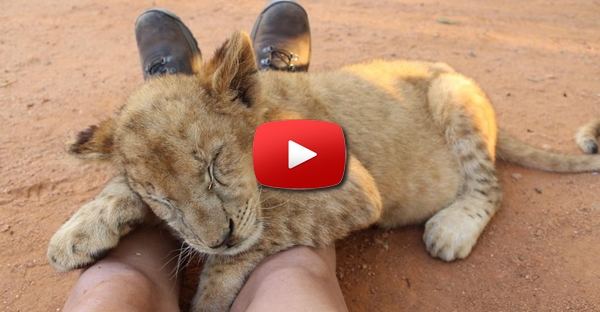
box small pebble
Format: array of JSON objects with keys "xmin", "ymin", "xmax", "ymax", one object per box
[
  {"xmin": 511, "ymin": 173, "xmax": 523, "ymax": 180},
  {"xmin": 437, "ymin": 17, "xmax": 456, "ymax": 25}
]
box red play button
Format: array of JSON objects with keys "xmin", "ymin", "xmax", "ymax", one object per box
[{"xmin": 253, "ymin": 120, "xmax": 346, "ymax": 189}]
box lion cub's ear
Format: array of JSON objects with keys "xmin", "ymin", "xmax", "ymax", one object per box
[
  {"xmin": 65, "ymin": 119, "xmax": 115, "ymax": 160},
  {"xmin": 207, "ymin": 31, "xmax": 259, "ymax": 106}
]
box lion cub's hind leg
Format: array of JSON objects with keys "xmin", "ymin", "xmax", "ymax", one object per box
[{"xmin": 423, "ymin": 74, "xmax": 502, "ymax": 261}]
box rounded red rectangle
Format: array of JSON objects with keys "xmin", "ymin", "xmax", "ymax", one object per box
[{"xmin": 253, "ymin": 120, "xmax": 346, "ymax": 189}]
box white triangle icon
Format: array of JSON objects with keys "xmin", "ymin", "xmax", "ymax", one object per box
[{"xmin": 288, "ymin": 140, "xmax": 317, "ymax": 169}]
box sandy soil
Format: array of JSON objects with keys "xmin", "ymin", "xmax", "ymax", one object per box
[{"xmin": 1, "ymin": 0, "xmax": 599, "ymax": 311}]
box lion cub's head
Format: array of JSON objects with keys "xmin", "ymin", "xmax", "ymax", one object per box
[{"xmin": 67, "ymin": 31, "xmax": 268, "ymax": 255}]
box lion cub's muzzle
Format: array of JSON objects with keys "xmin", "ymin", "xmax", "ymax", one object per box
[{"xmin": 207, "ymin": 219, "xmax": 234, "ymax": 249}]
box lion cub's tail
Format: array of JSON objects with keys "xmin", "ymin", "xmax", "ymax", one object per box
[
  {"xmin": 575, "ymin": 118, "xmax": 600, "ymax": 155},
  {"xmin": 496, "ymin": 123, "xmax": 600, "ymax": 173}
]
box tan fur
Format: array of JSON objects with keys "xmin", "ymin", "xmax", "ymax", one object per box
[
  {"xmin": 48, "ymin": 31, "xmax": 600, "ymax": 311},
  {"xmin": 575, "ymin": 118, "xmax": 600, "ymax": 154}
]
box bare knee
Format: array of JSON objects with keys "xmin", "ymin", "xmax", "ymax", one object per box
[
  {"xmin": 64, "ymin": 262, "xmax": 170, "ymax": 312},
  {"xmin": 231, "ymin": 245, "xmax": 347, "ymax": 312}
]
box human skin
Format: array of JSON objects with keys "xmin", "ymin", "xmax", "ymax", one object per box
[
  {"xmin": 231, "ymin": 245, "xmax": 348, "ymax": 312},
  {"xmin": 63, "ymin": 226, "xmax": 184, "ymax": 312},
  {"xmin": 63, "ymin": 225, "xmax": 348, "ymax": 312}
]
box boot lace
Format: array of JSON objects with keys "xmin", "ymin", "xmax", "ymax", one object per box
[
  {"xmin": 259, "ymin": 46, "xmax": 299, "ymax": 72},
  {"xmin": 145, "ymin": 56, "xmax": 176, "ymax": 77}
]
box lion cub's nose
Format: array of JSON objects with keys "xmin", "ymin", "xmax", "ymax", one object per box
[{"xmin": 208, "ymin": 219, "xmax": 234, "ymax": 249}]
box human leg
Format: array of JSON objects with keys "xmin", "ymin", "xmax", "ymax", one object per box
[
  {"xmin": 63, "ymin": 9, "xmax": 202, "ymax": 311},
  {"xmin": 63, "ymin": 226, "xmax": 183, "ymax": 312},
  {"xmin": 230, "ymin": 245, "xmax": 348, "ymax": 312},
  {"xmin": 233, "ymin": 2, "xmax": 347, "ymax": 310}
]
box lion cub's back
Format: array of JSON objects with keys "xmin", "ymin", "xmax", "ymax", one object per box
[{"xmin": 341, "ymin": 59, "xmax": 456, "ymax": 86}]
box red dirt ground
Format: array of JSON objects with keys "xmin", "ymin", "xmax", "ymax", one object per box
[{"xmin": 1, "ymin": 0, "xmax": 599, "ymax": 311}]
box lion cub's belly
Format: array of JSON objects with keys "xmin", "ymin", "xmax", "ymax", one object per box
[
  {"xmin": 374, "ymin": 146, "xmax": 460, "ymax": 228},
  {"xmin": 354, "ymin": 127, "xmax": 461, "ymax": 228},
  {"xmin": 341, "ymin": 61, "xmax": 464, "ymax": 227}
]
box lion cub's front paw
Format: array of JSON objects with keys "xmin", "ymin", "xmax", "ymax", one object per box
[
  {"xmin": 47, "ymin": 204, "xmax": 121, "ymax": 271},
  {"xmin": 48, "ymin": 174, "xmax": 148, "ymax": 271},
  {"xmin": 423, "ymin": 207, "xmax": 485, "ymax": 262}
]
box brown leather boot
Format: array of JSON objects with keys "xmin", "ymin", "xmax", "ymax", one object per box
[
  {"xmin": 135, "ymin": 9, "xmax": 201, "ymax": 80},
  {"xmin": 250, "ymin": 0, "xmax": 311, "ymax": 72}
]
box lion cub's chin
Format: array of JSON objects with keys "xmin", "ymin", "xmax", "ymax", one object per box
[{"xmin": 223, "ymin": 228, "xmax": 263, "ymax": 256}]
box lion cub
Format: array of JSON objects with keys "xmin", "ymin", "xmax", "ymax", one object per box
[{"xmin": 48, "ymin": 31, "xmax": 600, "ymax": 311}]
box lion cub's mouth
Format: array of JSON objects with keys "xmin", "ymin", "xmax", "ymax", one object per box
[
  {"xmin": 224, "ymin": 235, "xmax": 242, "ymax": 248},
  {"xmin": 217, "ymin": 221, "xmax": 263, "ymax": 256},
  {"xmin": 181, "ymin": 219, "xmax": 263, "ymax": 256}
]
